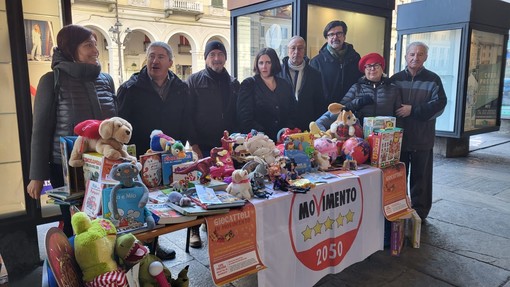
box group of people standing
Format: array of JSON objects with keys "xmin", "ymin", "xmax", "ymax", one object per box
[{"xmin": 27, "ymin": 19, "xmax": 446, "ymax": 255}]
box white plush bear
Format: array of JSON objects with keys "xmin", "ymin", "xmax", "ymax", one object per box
[{"xmin": 226, "ymin": 169, "xmax": 253, "ymax": 200}]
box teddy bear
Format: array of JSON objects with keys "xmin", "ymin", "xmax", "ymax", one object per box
[
  {"xmin": 226, "ymin": 169, "xmax": 253, "ymax": 200},
  {"xmin": 115, "ymin": 233, "xmax": 189, "ymax": 287},
  {"xmin": 69, "ymin": 117, "xmax": 137, "ymax": 167},
  {"xmin": 71, "ymin": 211, "xmax": 128, "ymax": 286},
  {"xmin": 243, "ymin": 133, "xmax": 281, "ymax": 165},
  {"xmin": 108, "ymin": 162, "xmax": 155, "ymax": 230}
]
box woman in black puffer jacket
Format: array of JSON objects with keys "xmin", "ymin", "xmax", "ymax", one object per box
[
  {"xmin": 27, "ymin": 25, "xmax": 117, "ymax": 236},
  {"xmin": 315, "ymin": 53, "xmax": 401, "ymax": 130}
]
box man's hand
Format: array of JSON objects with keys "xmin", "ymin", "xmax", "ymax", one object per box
[{"xmin": 396, "ymin": 104, "xmax": 412, "ymax": 118}]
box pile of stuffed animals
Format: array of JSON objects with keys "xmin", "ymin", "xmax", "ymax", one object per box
[{"xmin": 71, "ymin": 211, "xmax": 189, "ymax": 287}]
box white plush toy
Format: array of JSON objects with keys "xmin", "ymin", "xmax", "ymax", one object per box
[{"xmin": 226, "ymin": 169, "xmax": 253, "ymax": 200}]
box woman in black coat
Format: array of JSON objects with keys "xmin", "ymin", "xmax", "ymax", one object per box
[{"xmin": 237, "ymin": 48, "xmax": 296, "ymax": 142}]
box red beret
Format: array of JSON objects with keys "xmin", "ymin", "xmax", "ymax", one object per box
[{"xmin": 358, "ymin": 53, "xmax": 385, "ymax": 73}]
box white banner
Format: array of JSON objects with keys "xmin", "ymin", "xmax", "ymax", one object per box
[{"xmin": 252, "ymin": 167, "xmax": 384, "ymax": 287}]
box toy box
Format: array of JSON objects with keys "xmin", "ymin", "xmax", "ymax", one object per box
[
  {"xmin": 406, "ymin": 210, "xmax": 421, "ymax": 248},
  {"xmin": 161, "ymin": 152, "xmax": 193, "ymax": 186},
  {"xmin": 82, "ymin": 152, "xmax": 126, "ymax": 185},
  {"xmin": 390, "ymin": 219, "xmax": 405, "ymax": 256},
  {"xmin": 370, "ymin": 128, "xmax": 403, "ymax": 168},
  {"xmin": 363, "ymin": 116, "xmax": 396, "ymax": 139},
  {"xmin": 172, "ymin": 161, "xmax": 202, "ymax": 187}
]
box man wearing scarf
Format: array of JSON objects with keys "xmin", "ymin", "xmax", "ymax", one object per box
[
  {"xmin": 187, "ymin": 40, "xmax": 240, "ymax": 247},
  {"xmin": 310, "ymin": 20, "xmax": 363, "ymax": 105},
  {"xmin": 280, "ymin": 36, "xmax": 325, "ymax": 131}
]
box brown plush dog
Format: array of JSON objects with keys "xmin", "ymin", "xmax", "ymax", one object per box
[{"xmin": 68, "ymin": 117, "xmax": 136, "ymax": 167}]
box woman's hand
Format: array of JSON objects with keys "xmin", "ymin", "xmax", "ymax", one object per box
[{"xmin": 27, "ymin": 180, "xmax": 44, "ymax": 199}]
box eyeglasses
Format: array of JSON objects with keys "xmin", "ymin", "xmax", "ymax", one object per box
[
  {"xmin": 364, "ymin": 63, "xmax": 381, "ymax": 70},
  {"xmin": 288, "ymin": 46, "xmax": 305, "ymax": 52},
  {"xmin": 327, "ymin": 31, "xmax": 345, "ymax": 38}
]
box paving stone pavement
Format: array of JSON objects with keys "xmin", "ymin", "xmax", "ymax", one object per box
[{"xmin": 13, "ymin": 121, "xmax": 510, "ymax": 287}]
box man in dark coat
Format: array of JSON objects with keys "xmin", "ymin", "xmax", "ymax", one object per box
[
  {"xmin": 118, "ymin": 41, "xmax": 197, "ymax": 158},
  {"xmin": 310, "ymin": 20, "xmax": 363, "ymax": 105},
  {"xmin": 280, "ymin": 36, "xmax": 325, "ymax": 131},
  {"xmin": 187, "ymin": 40, "xmax": 239, "ymax": 158},
  {"xmin": 186, "ymin": 40, "xmax": 240, "ymax": 248}
]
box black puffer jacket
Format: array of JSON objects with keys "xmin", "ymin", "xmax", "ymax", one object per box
[
  {"xmin": 29, "ymin": 48, "xmax": 117, "ymax": 180},
  {"xmin": 187, "ymin": 67, "xmax": 240, "ymax": 152},
  {"xmin": 340, "ymin": 76, "xmax": 402, "ymax": 123},
  {"xmin": 310, "ymin": 42, "xmax": 363, "ymax": 105}
]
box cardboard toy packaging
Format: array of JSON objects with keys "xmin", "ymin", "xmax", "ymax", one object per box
[
  {"xmin": 139, "ymin": 153, "xmax": 162, "ymax": 188},
  {"xmin": 82, "ymin": 152, "xmax": 126, "ymax": 185},
  {"xmin": 406, "ymin": 210, "xmax": 422, "ymax": 248},
  {"xmin": 363, "ymin": 116, "xmax": 396, "ymax": 139},
  {"xmin": 370, "ymin": 128, "xmax": 403, "ymax": 168},
  {"xmin": 390, "ymin": 219, "xmax": 406, "ymax": 256},
  {"xmin": 161, "ymin": 151, "xmax": 193, "ymax": 186}
]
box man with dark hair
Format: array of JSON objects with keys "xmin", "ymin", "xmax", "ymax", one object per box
[
  {"xmin": 186, "ymin": 40, "xmax": 240, "ymax": 248},
  {"xmin": 280, "ymin": 36, "xmax": 325, "ymax": 131},
  {"xmin": 392, "ymin": 41, "xmax": 447, "ymax": 221},
  {"xmin": 310, "ymin": 20, "xmax": 363, "ymax": 105},
  {"xmin": 118, "ymin": 41, "xmax": 198, "ymax": 259}
]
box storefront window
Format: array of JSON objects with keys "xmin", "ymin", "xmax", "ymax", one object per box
[
  {"xmin": 0, "ymin": 2, "xmax": 26, "ymax": 219},
  {"xmin": 236, "ymin": 5, "xmax": 292, "ymax": 81},
  {"xmin": 502, "ymin": 37, "xmax": 510, "ymax": 119},
  {"xmin": 465, "ymin": 30, "xmax": 504, "ymax": 131},
  {"xmin": 400, "ymin": 30, "xmax": 462, "ymax": 133},
  {"xmin": 307, "ymin": 5, "xmax": 386, "ymax": 61}
]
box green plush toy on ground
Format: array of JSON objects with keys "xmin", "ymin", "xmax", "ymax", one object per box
[
  {"xmin": 115, "ymin": 233, "xmax": 189, "ymax": 287},
  {"xmin": 71, "ymin": 211, "xmax": 128, "ymax": 286}
]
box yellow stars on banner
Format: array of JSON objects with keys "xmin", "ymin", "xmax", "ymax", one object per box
[{"xmin": 301, "ymin": 209, "xmax": 356, "ymax": 242}]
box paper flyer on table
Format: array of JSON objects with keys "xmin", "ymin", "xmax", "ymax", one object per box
[{"xmin": 205, "ymin": 202, "xmax": 266, "ymax": 286}]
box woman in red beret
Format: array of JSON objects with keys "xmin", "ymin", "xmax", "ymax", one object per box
[{"xmin": 315, "ymin": 52, "xmax": 402, "ymax": 130}]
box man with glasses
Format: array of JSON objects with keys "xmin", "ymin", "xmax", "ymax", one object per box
[
  {"xmin": 310, "ymin": 20, "xmax": 363, "ymax": 105},
  {"xmin": 279, "ymin": 36, "xmax": 325, "ymax": 131}
]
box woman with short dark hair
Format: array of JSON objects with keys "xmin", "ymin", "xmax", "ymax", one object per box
[
  {"xmin": 237, "ymin": 48, "xmax": 296, "ymax": 141},
  {"xmin": 27, "ymin": 24, "xmax": 117, "ymax": 236}
]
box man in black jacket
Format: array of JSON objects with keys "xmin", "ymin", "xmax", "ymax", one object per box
[
  {"xmin": 187, "ymin": 40, "xmax": 239, "ymax": 158},
  {"xmin": 310, "ymin": 20, "xmax": 363, "ymax": 105},
  {"xmin": 118, "ymin": 41, "xmax": 198, "ymax": 259},
  {"xmin": 280, "ymin": 36, "xmax": 325, "ymax": 131},
  {"xmin": 186, "ymin": 40, "xmax": 240, "ymax": 248}
]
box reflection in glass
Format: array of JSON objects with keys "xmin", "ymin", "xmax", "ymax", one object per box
[
  {"xmin": 236, "ymin": 5, "xmax": 292, "ymax": 81},
  {"xmin": 401, "ymin": 30, "xmax": 462, "ymax": 133},
  {"xmin": 306, "ymin": 5, "xmax": 385, "ymax": 63},
  {"xmin": 465, "ymin": 30, "xmax": 504, "ymax": 131}
]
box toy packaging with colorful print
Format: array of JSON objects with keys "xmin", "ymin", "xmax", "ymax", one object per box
[
  {"xmin": 161, "ymin": 151, "xmax": 193, "ymax": 186},
  {"xmin": 81, "ymin": 180, "xmax": 103, "ymax": 219},
  {"xmin": 370, "ymin": 128, "xmax": 403, "ymax": 168}
]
